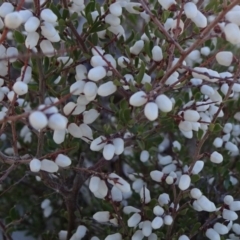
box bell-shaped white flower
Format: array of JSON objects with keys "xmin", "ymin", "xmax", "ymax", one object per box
[
  {"xmin": 68, "ymin": 123, "xmax": 82, "ymax": 138},
  {"xmin": 140, "ymin": 186, "xmax": 151, "ymax": 204},
  {"xmin": 25, "ymin": 32, "xmax": 40, "ymax": 49},
  {"xmin": 155, "ymin": 94, "xmax": 172, "ymax": 112},
  {"xmin": 108, "ymin": 173, "xmax": 130, "ymax": 192},
  {"xmin": 129, "ymin": 91, "xmax": 147, "ymax": 107},
  {"xmin": 151, "ymin": 216, "xmax": 163, "ymax": 229},
  {"xmin": 128, "ymin": 213, "xmax": 141, "ymax": 227},
  {"xmin": 213, "ymin": 137, "xmax": 223, "ymax": 148},
  {"xmin": 225, "ymin": 141, "xmax": 239, "ymax": 152},
  {"xmin": 190, "ymin": 188, "xmax": 202, "ymax": 199},
  {"xmin": 48, "ymin": 113, "xmax": 68, "ymax": 130},
  {"xmin": 93, "ymin": 211, "xmax": 110, "ymax": 222},
  {"xmin": 0, "ymin": 2, "xmax": 14, "ymax": 18},
  {"xmin": 196, "ymin": 195, "xmax": 216, "ymax": 212},
  {"xmin": 53, "ymin": 129, "xmax": 65, "ymax": 144},
  {"xmin": 29, "ymin": 111, "xmax": 48, "ymax": 130},
  {"xmin": 152, "ymin": 46, "xmax": 163, "ymax": 62},
  {"xmin": 103, "ymin": 144, "xmax": 115, "ymax": 160},
  {"xmin": 216, "ymin": 51, "xmax": 233, "ymax": 66},
  {"xmin": 55, "ymin": 154, "xmax": 71, "ymax": 167},
  {"xmin": 206, "ymin": 228, "xmax": 220, "ymax": 240},
  {"xmin": 213, "ymin": 222, "xmax": 229, "ymax": 235},
  {"xmin": 150, "ymin": 170, "xmax": 164, "ymax": 182},
  {"xmin": 109, "ymin": 2, "xmax": 122, "ymax": 17},
  {"xmin": 40, "ymin": 8, "xmax": 57, "ymax": 23},
  {"xmin": 25, "ymin": 16, "xmax": 40, "ymax": 32},
  {"xmin": 13, "ymin": 81, "xmax": 28, "ymax": 95},
  {"xmin": 178, "ymin": 174, "xmax": 191, "ymax": 191},
  {"xmin": 191, "ymin": 160, "xmax": 204, "ymax": 174},
  {"xmin": 191, "ymin": 11, "xmax": 207, "ymax": 28},
  {"xmin": 98, "ymin": 81, "xmax": 117, "ymax": 97},
  {"xmin": 210, "ymin": 151, "xmax": 223, "ymax": 164},
  {"xmin": 158, "ymin": 0, "xmax": 176, "ymax": 10},
  {"xmin": 111, "ymin": 186, "xmax": 122, "ymax": 202},
  {"xmin": 40, "ymin": 159, "xmax": 59, "ymax": 173},
  {"xmin": 144, "ymin": 102, "xmax": 158, "ymax": 121},
  {"xmin": 184, "ymin": 2, "xmax": 198, "ymax": 19},
  {"xmin": 4, "ymin": 12, "xmax": 23, "ymax": 29},
  {"xmin": 88, "ymin": 66, "xmax": 106, "ymax": 81},
  {"xmin": 142, "ymin": 220, "xmax": 152, "ymax": 237},
  {"xmin": 83, "ymin": 81, "xmax": 98, "ymax": 97},
  {"xmin": 90, "ymin": 136, "xmax": 107, "ymax": 151},
  {"xmin": 140, "ymin": 150, "xmax": 149, "ymax": 162},
  {"xmin": 158, "ymin": 193, "xmax": 170, "ymax": 206},
  {"xmin": 164, "ymin": 215, "xmax": 173, "ymax": 225},
  {"xmin": 183, "ymin": 110, "xmax": 200, "ymax": 122},
  {"xmin": 89, "ymin": 176, "xmax": 101, "ymax": 193},
  {"xmin": 76, "ymin": 225, "xmax": 87, "ymax": 239},
  {"xmin": 29, "ymin": 158, "xmax": 41, "ymax": 172},
  {"xmin": 130, "ymin": 40, "xmax": 144, "ymax": 55},
  {"xmin": 223, "ymin": 209, "xmax": 238, "ymax": 221},
  {"xmin": 112, "ymin": 138, "xmax": 124, "ymax": 155},
  {"xmin": 224, "ymin": 23, "xmax": 240, "ymax": 45},
  {"xmin": 104, "ymin": 233, "xmax": 122, "ymax": 240},
  {"xmin": 224, "ymin": 195, "xmax": 234, "ymax": 205},
  {"xmin": 40, "ymin": 40, "xmax": 55, "ymax": 57}
]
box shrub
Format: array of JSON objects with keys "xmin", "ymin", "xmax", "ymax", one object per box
[{"xmin": 0, "ymin": 0, "xmax": 240, "ymax": 239}]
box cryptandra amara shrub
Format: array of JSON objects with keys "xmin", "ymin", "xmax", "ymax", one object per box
[{"xmin": 2, "ymin": 0, "xmax": 240, "ymax": 239}]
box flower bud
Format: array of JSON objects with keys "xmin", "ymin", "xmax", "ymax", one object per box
[
  {"xmin": 224, "ymin": 195, "xmax": 234, "ymax": 205},
  {"xmin": 183, "ymin": 110, "xmax": 200, "ymax": 122},
  {"xmin": 158, "ymin": 193, "xmax": 170, "ymax": 206},
  {"xmin": 103, "ymin": 144, "xmax": 115, "ymax": 160},
  {"xmin": 128, "ymin": 213, "xmax": 141, "ymax": 227},
  {"xmin": 150, "ymin": 170, "xmax": 164, "ymax": 182},
  {"xmin": 140, "ymin": 150, "xmax": 149, "ymax": 162},
  {"xmin": 191, "ymin": 11, "xmax": 207, "ymax": 28},
  {"xmin": 0, "ymin": 3, "xmax": 14, "ymax": 18},
  {"xmin": 213, "ymin": 222, "xmax": 229, "ymax": 235},
  {"xmin": 55, "ymin": 154, "xmax": 71, "ymax": 167},
  {"xmin": 25, "ymin": 32, "xmax": 40, "ymax": 49},
  {"xmin": 88, "ymin": 66, "xmax": 106, "ymax": 81},
  {"xmin": 164, "ymin": 215, "xmax": 173, "ymax": 225},
  {"xmin": 98, "ymin": 81, "xmax": 117, "ymax": 96},
  {"xmin": 222, "ymin": 209, "xmax": 238, "ymax": 221},
  {"xmin": 191, "ymin": 160, "xmax": 204, "ymax": 174},
  {"xmin": 229, "ymin": 201, "xmax": 240, "ymax": 211},
  {"xmin": 48, "ymin": 113, "xmax": 68, "ymax": 130},
  {"xmin": 206, "ymin": 228, "xmax": 220, "ymax": 240},
  {"xmin": 190, "ymin": 188, "xmax": 202, "ymax": 199},
  {"xmin": 109, "ymin": 2, "xmax": 122, "ymax": 16},
  {"xmin": 224, "ymin": 23, "xmax": 240, "ymax": 45},
  {"xmin": 112, "ymin": 138, "xmax": 124, "ymax": 155},
  {"xmin": 140, "ymin": 186, "xmax": 151, "ymax": 204},
  {"xmin": 105, "ymin": 233, "xmax": 122, "ymax": 240},
  {"xmin": 105, "ymin": 14, "xmax": 120, "ymax": 26},
  {"xmin": 210, "ymin": 151, "xmax": 223, "ymax": 164},
  {"xmin": 152, "ymin": 46, "xmax": 163, "ymax": 62},
  {"xmin": 40, "ymin": 8, "xmax": 57, "ymax": 22},
  {"xmin": 144, "ymin": 102, "xmax": 158, "ymax": 121},
  {"xmin": 216, "ymin": 51, "xmax": 233, "ymax": 66},
  {"xmin": 108, "ymin": 173, "xmax": 130, "ymax": 192},
  {"xmin": 13, "ymin": 81, "xmax": 28, "ymax": 95},
  {"xmin": 29, "ymin": 158, "xmax": 41, "ymax": 172},
  {"xmin": 178, "ymin": 174, "xmax": 191, "ymax": 191},
  {"xmin": 29, "ymin": 111, "xmax": 48, "ymax": 130},
  {"xmin": 155, "ymin": 94, "xmax": 172, "ymax": 112},
  {"xmin": 53, "ymin": 130, "xmax": 65, "ymax": 144},
  {"xmin": 213, "ymin": 137, "xmax": 223, "ymax": 148},
  {"xmin": 41, "ymin": 159, "xmax": 59, "ymax": 173},
  {"xmin": 83, "ymin": 81, "xmax": 98, "ymax": 97},
  {"xmin": 76, "ymin": 225, "xmax": 87, "ymax": 239},
  {"xmin": 93, "ymin": 211, "xmax": 110, "ymax": 222},
  {"xmin": 129, "ymin": 91, "xmax": 147, "ymax": 107},
  {"xmin": 4, "ymin": 12, "xmax": 23, "ymax": 29},
  {"xmin": 184, "ymin": 2, "xmax": 198, "ymax": 19},
  {"xmin": 25, "ymin": 16, "xmax": 40, "ymax": 32}
]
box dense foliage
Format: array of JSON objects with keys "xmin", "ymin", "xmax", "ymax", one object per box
[{"xmin": 1, "ymin": 0, "xmax": 240, "ymax": 239}]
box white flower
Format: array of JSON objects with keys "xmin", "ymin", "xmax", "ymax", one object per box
[
  {"xmin": 158, "ymin": 0, "xmax": 176, "ymax": 10},
  {"xmin": 210, "ymin": 151, "xmax": 223, "ymax": 164},
  {"xmin": 191, "ymin": 160, "xmax": 204, "ymax": 174},
  {"xmin": 111, "ymin": 186, "xmax": 122, "ymax": 202},
  {"xmin": 190, "ymin": 188, "xmax": 202, "ymax": 200},
  {"xmin": 128, "ymin": 213, "xmax": 141, "ymax": 227},
  {"xmin": 178, "ymin": 174, "xmax": 191, "ymax": 191},
  {"xmin": 109, "ymin": 2, "xmax": 122, "ymax": 17},
  {"xmin": 117, "ymin": 56, "xmax": 130, "ymax": 68},
  {"xmin": 213, "ymin": 137, "xmax": 223, "ymax": 148},
  {"xmin": 93, "ymin": 211, "xmax": 110, "ymax": 222},
  {"xmin": 25, "ymin": 32, "xmax": 40, "ymax": 49},
  {"xmin": 184, "ymin": 2, "xmax": 198, "ymax": 19},
  {"xmin": 151, "ymin": 216, "xmax": 163, "ymax": 229},
  {"xmin": 155, "ymin": 94, "xmax": 172, "ymax": 112},
  {"xmin": 205, "ymin": 228, "xmax": 220, "ymax": 240},
  {"xmin": 90, "ymin": 136, "xmax": 107, "ymax": 151},
  {"xmin": 112, "ymin": 138, "xmax": 124, "ymax": 155},
  {"xmin": 103, "ymin": 144, "xmax": 115, "ymax": 160},
  {"xmin": 0, "ymin": 2, "xmax": 14, "ymax": 18},
  {"xmin": 29, "ymin": 111, "xmax": 48, "ymax": 130},
  {"xmin": 150, "ymin": 170, "xmax": 164, "ymax": 182},
  {"xmin": 213, "ymin": 222, "xmax": 229, "ymax": 235},
  {"xmin": 191, "ymin": 11, "xmax": 207, "ymax": 28},
  {"xmin": 130, "ymin": 40, "xmax": 144, "ymax": 55},
  {"xmin": 40, "ymin": 40, "xmax": 55, "ymax": 57},
  {"xmin": 142, "ymin": 220, "xmax": 152, "ymax": 237},
  {"xmin": 216, "ymin": 51, "xmax": 233, "ymax": 66},
  {"xmin": 123, "ymin": 206, "xmax": 140, "ymax": 214},
  {"xmin": 13, "ymin": 81, "xmax": 28, "ymax": 95},
  {"xmin": 178, "ymin": 235, "xmax": 190, "ymax": 240},
  {"xmin": 164, "ymin": 215, "xmax": 173, "ymax": 225},
  {"xmin": 158, "ymin": 193, "xmax": 170, "ymax": 206},
  {"xmin": 40, "ymin": 8, "xmax": 57, "ymax": 23},
  {"xmin": 224, "ymin": 23, "xmax": 240, "ymax": 45},
  {"xmin": 40, "ymin": 159, "xmax": 59, "ymax": 173},
  {"xmin": 224, "ymin": 195, "xmax": 234, "ymax": 205},
  {"xmin": 55, "ymin": 154, "xmax": 71, "ymax": 167},
  {"xmin": 25, "ymin": 16, "xmax": 40, "ymax": 32},
  {"xmin": 105, "ymin": 14, "xmax": 120, "ymax": 26},
  {"xmin": 97, "ymin": 81, "xmax": 117, "ymax": 96},
  {"xmin": 196, "ymin": 195, "xmax": 216, "ymax": 212},
  {"xmin": 129, "ymin": 91, "xmax": 147, "ymax": 107},
  {"xmin": 152, "ymin": 46, "xmax": 163, "ymax": 62},
  {"xmin": 183, "ymin": 110, "xmax": 200, "ymax": 122},
  {"xmin": 222, "ymin": 209, "xmax": 238, "ymax": 221},
  {"xmin": 104, "ymin": 233, "xmax": 122, "ymax": 240},
  {"xmin": 132, "ymin": 230, "xmax": 144, "ymax": 240},
  {"xmin": 225, "ymin": 141, "xmax": 239, "ymax": 152},
  {"xmin": 48, "ymin": 113, "xmax": 68, "ymax": 130},
  {"xmin": 153, "ymin": 206, "xmax": 164, "ymax": 216},
  {"xmin": 229, "ymin": 201, "xmax": 240, "ymax": 211},
  {"xmin": 88, "ymin": 66, "xmax": 106, "ymax": 81},
  {"xmin": 58, "ymin": 230, "xmax": 67, "ymax": 240},
  {"xmin": 108, "ymin": 173, "xmax": 131, "ymax": 192},
  {"xmin": 29, "ymin": 158, "xmax": 41, "ymax": 172},
  {"xmin": 144, "ymin": 102, "xmax": 158, "ymax": 121},
  {"xmin": 140, "ymin": 186, "xmax": 151, "ymax": 204},
  {"xmin": 4, "ymin": 12, "xmax": 23, "ymax": 29},
  {"xmin": 232, "ymin": 223, "xmax": 240, "ymax": 235},
  {"xmin": 75, "ymin": 225, "xmax": 87, "ymax": 239},
  {"xmin": 140, "ymin": 150, "xmax": 149, "ymax": 162}
]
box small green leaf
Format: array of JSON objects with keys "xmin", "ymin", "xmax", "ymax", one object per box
[
  {"xmin": 136, "ymin": 61, "xmax": 146, "ymax": 84},
  {"xmin": 213, "ymin": 123, "xmax": 222, "ymax": 132},
  {"xmin": 191, "ymin": 174, "xmax": 200, "ymax": 183},
  {"xmin": 13, "ymin": 31, "xmax": 25, "ymax": 43},
  {"xmin": 12, "ymin": 61, "xmax": 23, "ymax": 70}
]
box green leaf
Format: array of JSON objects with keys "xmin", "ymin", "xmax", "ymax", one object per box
[
  {"xmin": 12, "ymin": 61, "xmax": 23, "ymax": 70},
  {"xmin": 125, "ymin": 30, "xmax": 135, "ymax": 44},
  {"xmin": 62, "ymin": 8, "xmax": 70, "ymax": 19},
  {"xmin": 49, "ymin": 3, "xmax": 61, "ymax": 19},
  {"xmin": 213, "ymin": 123, "xmax": 222, "ymax": 132},
  {"xmin": 136, "ymin": 61, "xmax": 146, "ymax": 84},
  {"xmin": 197, "ymin": 129, "xmax": 204, "ymax": 140},
  {"xmin": 191, "ymin": 174, "xmax": 200, "ymax": 183},
  {"xmin": 13, "ymin": 31, "xmax": 25, "ymax": 43}
]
